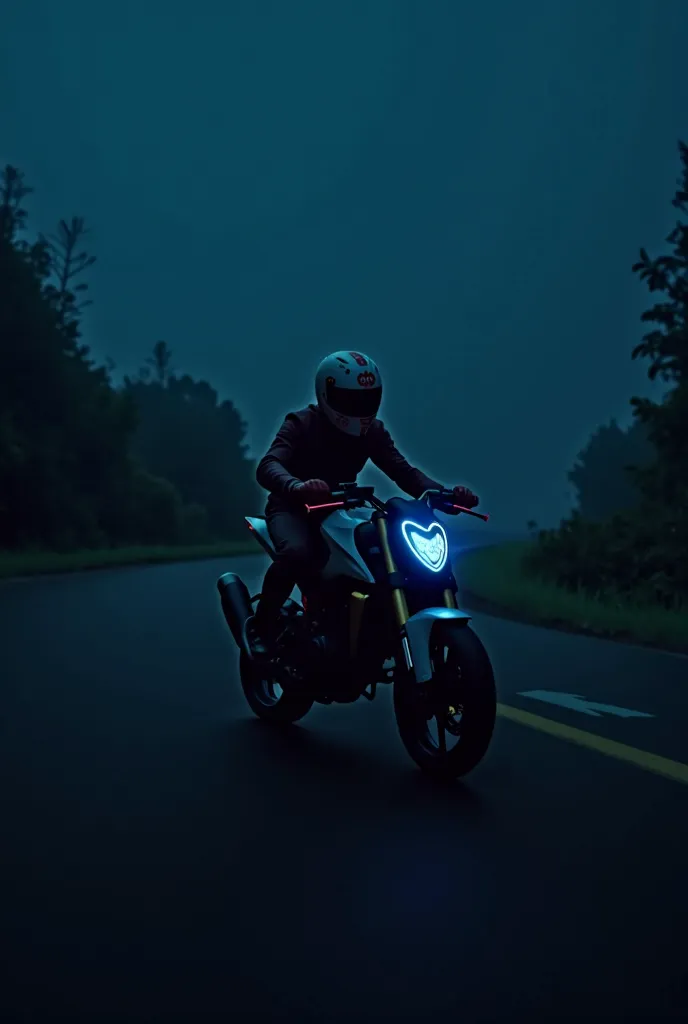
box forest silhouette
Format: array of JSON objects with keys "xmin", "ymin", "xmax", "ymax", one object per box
[{"xmin": 0, "ymin": 166, "xmax": 257, "ymax": 551}]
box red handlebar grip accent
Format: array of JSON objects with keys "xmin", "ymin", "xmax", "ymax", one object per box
[
  {"xmin": 452, "ymin": 504, "xmax": 489, "ymax": 522},
  {"xmin": 305, "ymin": 500, "xmax": 346, "ymax": 513}
]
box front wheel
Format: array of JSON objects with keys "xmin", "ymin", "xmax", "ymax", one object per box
[
  {"xmin": 239, "ymin": 651, "xmax": 314, "ymax": 724},
  {"xmin": 393, "ymin": 622, "xmax": 496, "ymax": 780}
]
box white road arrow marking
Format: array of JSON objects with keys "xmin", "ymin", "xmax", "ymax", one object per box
[{"xmin": 519, "ymin": 690, "xmax": 654, "ymax": 719}]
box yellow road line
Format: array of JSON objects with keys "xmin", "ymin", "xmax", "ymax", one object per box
[{"xmin": 496, "ymin": 702, "xmax": 688, "ymax": 786}]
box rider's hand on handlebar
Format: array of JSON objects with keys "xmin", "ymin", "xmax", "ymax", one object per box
[
  {"xmin": 452, "ymin": 485, "xmax": 479, "ymax": 509},
  {"xmin": 293, "ymin": 478, "xmax": 331, "ymax": 501}
]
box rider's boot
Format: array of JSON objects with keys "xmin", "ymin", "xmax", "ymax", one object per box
[
  {"xmin": 245, "ymin": 605, "xmax": 280, "ymax": 660},
  {"xmin": 244, "ymin": 585, "xmax": 285, "ymax": 661}
]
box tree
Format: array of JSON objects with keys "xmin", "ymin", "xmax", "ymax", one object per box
[
  {"xmin": 0, "ymin": 165, "xmax": 52, "ymax": 280},
  {"xmin": 528, "ymin": 141, "xmax": 688, "ymax": 608},
  {"xmin": 145, "ymin": 340, "xmax": 174, "ymax": 385},
  {"xmin": 630, "ymin": 140, "xmax": 688, "ymax": 503},
  {"xmin": 44, "ymin": 216, "xmax": 97, "ymax": 329},
  {"xmin": 0, "ymin": 166, "xmax": 194, "ymax": 550},
  {"xmin": 0, "ymin": 163, "xmax": 256, "ymax": 552},
  {"xmin": 631, "ymin": 141, "xmax": 688, "ymax": 384},
  {"xmin": 125, "ymin": 351, "xmax": 258, "ymax": 539},
  {"xmin": 0, "ymin": 165, "xmax": 31, "ymax": 242},
  {"xmin": 567, "ymin": 419, "xmax": 653, "ymax": 521}
]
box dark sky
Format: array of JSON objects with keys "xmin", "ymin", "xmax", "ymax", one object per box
[{"xmin": 2, "ymin": 0, "xmax": 687, "ymax": 528}]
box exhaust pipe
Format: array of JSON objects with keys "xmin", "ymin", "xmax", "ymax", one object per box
[{"xmin": 217, "ymin": 572, "xmax": 253, "ymax": 649}]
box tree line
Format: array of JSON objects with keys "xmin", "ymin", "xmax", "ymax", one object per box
[
  {"xmin": 527, "ymin": 140, "xmax": 688, "ymax": 610},
  {"xmin": 0, "ymin": 166, "xmax": 258, "ymax": 552}
]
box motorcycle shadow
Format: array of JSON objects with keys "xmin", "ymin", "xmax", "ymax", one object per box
[{"xmin": 226, "ymin": 715, "xmax": 488, "ymax": 827}]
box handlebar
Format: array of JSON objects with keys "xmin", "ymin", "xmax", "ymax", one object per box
[
  {"xmin": 304, "ymin": 483, "xmax": 489, "ymax": 522},
  {"xmin": 304, "ymin": 484, "xmax": 378, "ymax": 514},
  {"xmin": 420, "ymin": 489, "xmax": 490, "ymax": 522}
]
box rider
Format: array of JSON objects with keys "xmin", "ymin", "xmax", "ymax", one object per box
[{"xmin": 248, "ymin": 350, "xmax": 479, "ymax": 655}]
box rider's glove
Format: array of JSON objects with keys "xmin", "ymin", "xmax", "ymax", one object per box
[
  {"xmin": 452, "ymin": 485, "xmax": 479, "ymax": 509},
  {"xmin": 292, "ymin": 478, "xmax": 331, "ymax": 501}
]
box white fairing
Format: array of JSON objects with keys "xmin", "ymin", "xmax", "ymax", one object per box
[
  {"xmin": 246, "ymin": 509, "xmax": 374, "ymax": 583},
  {"xmin": 246, "ymin": 517, "xmax": 276, "ymax": 556},
  {"xmin": 319, "ymin": 508, "xmax": 375, "ymax": 584}
]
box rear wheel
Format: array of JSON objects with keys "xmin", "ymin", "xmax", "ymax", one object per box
[
  {"xmin": 393, "ymin": 622, "xmax": 496, "ymax": 779},
  {"xmin": 239, "ymin": 651, "xmax": 314, "ymax": 724}
]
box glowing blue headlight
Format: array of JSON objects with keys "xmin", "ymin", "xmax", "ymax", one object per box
[{"xmin": 400, "ymin": 520, "xmax": 448, "ymax": 573}]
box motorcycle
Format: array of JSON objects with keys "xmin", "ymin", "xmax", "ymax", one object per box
[{"xmin": 217, "ymin": 483, "xmax": 496, "ymax": 780}]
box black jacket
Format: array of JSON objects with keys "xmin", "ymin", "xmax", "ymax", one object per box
[{"xmin": 256, "ymin": 404, "xmax": 444, "ymax": 511}]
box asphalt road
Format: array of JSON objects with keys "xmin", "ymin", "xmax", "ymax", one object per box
[{"xmin": 2, "ymin": 552, "xmax": 687, "ymax": 1023}]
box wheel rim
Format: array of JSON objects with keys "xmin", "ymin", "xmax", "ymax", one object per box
[
  {"xmin": 249, "ymin": 658, "xmax": 284, "ymax": 707},
  {"xmin": 416, "ymin": 644, "xmax": 465, "ymax": 758}
]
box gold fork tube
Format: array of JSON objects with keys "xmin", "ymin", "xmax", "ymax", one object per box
[
  {"xmin": 376, "ymin": 517, "xmax": 409, "ymax": 627},
  {"xmin": 349, "ymin": 591, "xmax": 368, "ymax": 658}
]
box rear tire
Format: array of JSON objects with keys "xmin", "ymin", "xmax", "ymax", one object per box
[
  {"xmin": 393, "ymin": 622, "xmax": 496, "ymax": 780},
  {"xmin": 239, "ymin": 651, "xmax": 314, "ymax": 724}
]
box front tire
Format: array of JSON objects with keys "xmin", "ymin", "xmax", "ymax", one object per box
[
  {"xmin": 239, "ymin": 651, "xmax": 314, "ymax": 724},
  {"xmin": 393, "ymin": 622, "xmax": 496, "ymax": 780}
]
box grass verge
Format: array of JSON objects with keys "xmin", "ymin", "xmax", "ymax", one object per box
[
  {"xmin": 456, "ymin": 541, "xmax": 688, "ymax": 656},
  {"xmin": 0, "ymin": 540, "xmax": 261, "ymax": 581}
]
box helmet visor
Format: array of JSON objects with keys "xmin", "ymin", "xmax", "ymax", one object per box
[{"xmin": 326, "ymin": 381, "xmax": 382, "ymax": 419}]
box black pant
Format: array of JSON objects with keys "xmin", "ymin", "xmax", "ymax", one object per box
[{"xmin": 254, "ymin": 505, "xmax": 329, "ymax": 627}]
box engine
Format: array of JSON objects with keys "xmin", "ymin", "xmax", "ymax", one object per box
[{"xmin": 284, "ymin": 613, "xmax": 362, "ymax": 703}]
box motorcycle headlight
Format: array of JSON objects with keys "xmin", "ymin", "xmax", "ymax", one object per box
[{"xmin": 400, "ymin": 520, "xmax": 448, "ymax": 573}]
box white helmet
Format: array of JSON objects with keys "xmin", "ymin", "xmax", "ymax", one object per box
[{"xmin": 315, "ymin": 350, "xmax": 382, "ymax": 437}]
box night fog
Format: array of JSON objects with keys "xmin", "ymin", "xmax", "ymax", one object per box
[{"xmin": 2, "ymin": 0, "xmax": 687, "ymax": 527}]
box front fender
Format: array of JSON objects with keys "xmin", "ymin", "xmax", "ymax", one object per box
[{"xmin": 404, "ymin": 607, "xmax": 472, "ymax": 684}]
